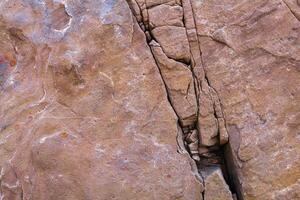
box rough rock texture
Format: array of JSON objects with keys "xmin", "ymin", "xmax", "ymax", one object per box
[
  {"xmin": 0, "ymin": 0, "xmax": 202, "ymax": 199},
  {"xmin": 190, "ymin": 0, "xmax": 300, "ymax": 199},
  {"xmin": 152, "ymin": 26, "xmax": 191, "ymax": 63},
  {"xmin": 202, "ymin": 167, "xmax": 233, "ymax": 200},
  {"xmin": 150, "ymin": 41, "xmax": 198, "ymax": 125},
  {"xmin": 148, "ymin": 5, "xmax": 184, "ymax": 28},
  {"xmin": 0, "ymin": 0, "xmax": 300, "ymax": 200}
]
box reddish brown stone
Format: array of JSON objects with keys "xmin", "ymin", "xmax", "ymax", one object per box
[{"xmin": 0, "ymin": 0, "xmax": 202, "ymax": 199}]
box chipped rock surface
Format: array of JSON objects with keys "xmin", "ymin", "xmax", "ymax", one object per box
[
  {"xmin": 152, "ymin": 26, "xmax": 191, "ymax": 63},
  {"xmin": 202, "ymin": 167, "xmax": 233, "ymax": 200},
  {"xmin": 150, "ymin": 41, "xmax": 198, "ymax": 126},
  {"xmin": 0, "ymin": 0, "xmax": 300, "ymax": 200}
]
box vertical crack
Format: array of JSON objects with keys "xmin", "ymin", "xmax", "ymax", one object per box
[
  {"xmin": 126, "ymin": 0, "xmax": 204, "ymax": 185},
  {"xmin": 281, "ymin": 0, "xmax": 300, "ymax": 22},
  {"xmin": 197, "ymin": 18, "xmax": 243, "ymax": 200},
  {"xmin": 182, "ymin": 0, "xmax": 242, "ymax": 199},
  {"xmin": 127, "ymin": 0, "xmax": 201, "ymax": 154},
  {"xmin": 126, "ymin": 0, "xmax": 243, "ymax": 199}
]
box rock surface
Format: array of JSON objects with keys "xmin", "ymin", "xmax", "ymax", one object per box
[
  {"xmin": 0, "ymin": 0, "xmax": 300, "ymax": 200},
  {"xmin": 202, "ymin": 167, "xmax": 233, "ymax": 200},
  {"xmin": 152, "ymin": 26, "xmax": 191, "ymax": 63},
  {"xmin": 150, "ymin": 41, "xmax": 198, "ymax": 126},
  {"xmin": 0, "ymin": 0, "xmax": 202, "ymax": 199},
  {"xmin": 190, "ymin": 0, "xmax": 300, "ymax": 199},
  {"xmin": 148, "ymin": 4, "xmax": 184, "ymax": 28}
]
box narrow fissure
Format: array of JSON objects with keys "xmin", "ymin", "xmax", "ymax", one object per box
[
  {"xmin": 200, "ymin": 41, "xmax": 242, "ymax": 200},
  {"xmin": 125, "ymin": 1, "xmax": 198, "ymax": 157},
  {"xmin": 281, "ymin": 0, "xmax": 300, "ymax": 22},
  {"xmin": 185, "ymin": 0, "xmax": 242, "ymax": 197},
  {"xmin": 127, "ymin": 0, "xmax": 202, "ymax": 164},
  {"xmin": 126, "ymin": 0, "xmax": 242, "ymax": 199}
]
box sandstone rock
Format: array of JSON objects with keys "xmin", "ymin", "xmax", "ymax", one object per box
[
  {"xmin": 150, "ymin": 41, "xmax": 198, "ymax": 126},
  {"xmin": 146, "ymin": 0, "xmax": 179, "ymax": 8},
  {"xmin": 198, "ymin": 89, "xmax": 219, "ymax": 147},
  {"xmin": 182, "ymin": 0, "xmax": 197, "ymax": 30},
  {"xmin": 0, "ymin": 0, "xmax": 203, "ymax": 199},
  {"xmin": 152, "ymin": 26, "xmax": 191, "ymax": 63},
  {"xmin": 185, "ymin": 129, "xmax": 200, "ymax": 161},
  {"xmin": 198, "ymin": 115, "xmax": 218, "ymax": 147},
  {"xmin": 274, "ymin": 180, "xmax": 300, "ymax": 200},
  {"xmin": 148, "ymin": 4, "xmax": 184, "ymax": 28},
  {"xmin": 191, "ymin": 0, "xmax": 300, "ymax": 199},
  {"xmin": 1, "ymin": 0, "xmax": 299, "ymax": 199},
  {"xmin": 282, "ymin": 0, "xmax": 300, "ymax": 21},
  {"xmin": 218, "ymin": 118, "xmax": 229, "ymax": 145},
  {"xmin": 202, "ymin": 167, "xmax": 233, "ymax": 200},
  {"xmin": 127, "ymin": 0, "xmax": 143, "ymax": 22}
]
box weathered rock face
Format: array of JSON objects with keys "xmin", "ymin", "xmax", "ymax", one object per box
[
  {"xmin": 189, "ymin": 0, "xmax": 300, "ymax": 199},
  {"xmin": 0, "ymin": 0, "xmax": 299, "ymax": 200},
  {"xmin": 0, "ymin": 0, "xmax": 202, "ymax": 199},
  {"xmin": 202, "ymin": 167, "xmax": 233, "ymax": 200}
]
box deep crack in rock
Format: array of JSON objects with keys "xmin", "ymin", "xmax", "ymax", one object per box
[{"xmin": 126, "ymin": 0, "xmax": 241, "ymax": 199}]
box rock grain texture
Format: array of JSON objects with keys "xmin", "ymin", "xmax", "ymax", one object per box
[
  {"xmin": 202, "ymin": 167, "xmax": 233, "ymax": 200},
  {"xmin": 0, "ymin": 0, "xmax": 300, "ymax": 200},
  {"xmin": 0, "ymin": 0, "xmax": 202, "ymax": 199},
  {"xmin": 189, "ymin": 0, "xmax": 300, "ymax": 199}
]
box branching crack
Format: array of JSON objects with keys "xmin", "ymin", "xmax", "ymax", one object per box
[
  {"xmin": 198, "ymin": 34, "xmax": 235, "ymax": 52},
  {"xmin": 126, "ymin": 0, "xmax": 243, "ymax": 199},
  {"xmin": 125, "ymin": 0, "xmax": 186, "ymax": 125},
  {"xmin": 126, "ymin": 0, "xmax": 202, "ymax": 172}
]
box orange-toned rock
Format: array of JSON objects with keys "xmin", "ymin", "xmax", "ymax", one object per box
[
  {"xmin": 203, "ymin": 167, "xmax": 233, "ymax": 200},
  {"xmin": 146, "ymin": 0, "xmax": 180, "ymax": 8},
  {"xmin": 0, "ymin": 0, "xmax": 202, "ymax": 199},
  {"xmin": 150, "ymin": 41, "xmax": 198, "ymax": 126},
  {"xmin": 191, "ymin": 0, "xmax": 300, "ymax": 199},
  {"xmin": 1, "ymin": 0, "xmax": 299, "ymax": 199},
  {"xmin": 152, "ymin": 26, "xmax": 191, "ymax": 63},
  {"xmin": 148, "ymin": 4, "xmax": 184, "ymax": 28}
]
